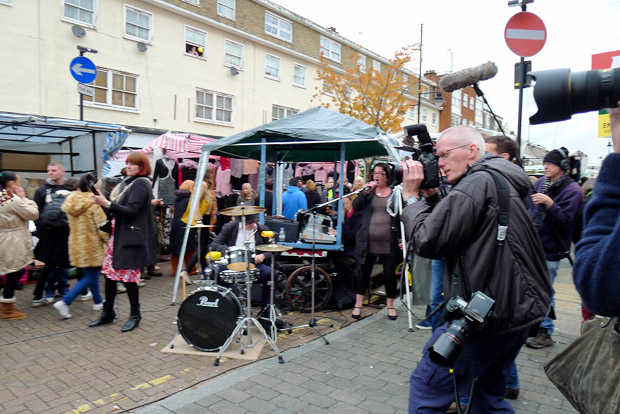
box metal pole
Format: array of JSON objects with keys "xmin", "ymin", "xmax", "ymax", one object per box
[
  {"xmin": 79, "ymin": 50, "xmax": 84, "ymax": 121},
  {"xmin": 172, "ymin": 150, "xmax": 210, "ymax": 303},
  {"xmin": 417, "ymin": 23, "xmax": 423, "ymax": 123},
  {"xmin": 516, "ymin": 57, "xmax": 525, "ymax": 159}
]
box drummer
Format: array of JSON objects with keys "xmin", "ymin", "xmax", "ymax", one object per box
[{"xmin": 209, "ymin": 212, "xmax": 273, "ymax": 306}]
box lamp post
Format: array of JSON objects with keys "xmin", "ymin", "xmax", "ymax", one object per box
[{"xmin": 415, "ymin": 91, "xmax": 444, "ymax": 124}]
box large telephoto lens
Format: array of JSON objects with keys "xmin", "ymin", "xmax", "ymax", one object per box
[
  {"xmin": 529, "ymin": 67, "xmax": 620, "ymax": 125},
  {"xmin": 428, "ymin": 319, "xmax": 470, "ymax": 367}
]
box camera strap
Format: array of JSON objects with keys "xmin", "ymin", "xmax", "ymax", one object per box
[{"xmin": 478, "ymin": 168, "xmax": 510, "ymax": 294}]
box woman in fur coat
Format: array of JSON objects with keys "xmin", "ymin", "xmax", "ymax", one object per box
[
  {"xmin": 0, "ymin": 171, "xmax": 39, "ymax": 319},
  {"xmin": 52, "ymin": 174, "xmax": 108, "ymax": 319}
]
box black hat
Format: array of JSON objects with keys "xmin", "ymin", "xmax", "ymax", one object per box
[
  {"xmin": 543, "ymin": 147, "xmax": 569, "ymax": 170},
  {"xmin": 288, "ymin": 177, "xmax": 298, "ymax": 186}
]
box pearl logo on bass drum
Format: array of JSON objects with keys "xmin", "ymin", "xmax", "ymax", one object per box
[{"xmin": 197, "ymin": 296, "xmax": 220, "ymax": 308}]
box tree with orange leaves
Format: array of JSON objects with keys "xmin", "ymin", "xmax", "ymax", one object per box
[{"xmin": 314, "ymin": 44, "xmax": 421, "ymax": 133}]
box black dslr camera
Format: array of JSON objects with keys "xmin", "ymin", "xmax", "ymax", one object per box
[
  {"xmin": 393, "ymin": 124, "xmax": 440, "ymax": 189},
  {"xmin": 428, "ymin": 291, "xmax": 495, "ymax": 368},
  {"xmin": 529, "ymin": 67, "xmax": 620, "ymax": 124}
]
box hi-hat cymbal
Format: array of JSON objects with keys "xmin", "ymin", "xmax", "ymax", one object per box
[
  {"xmin": 219, "ymin": 205, "xmax": 266, "ymax": 216},
  {"xmin": 255, "ymin": 243, "xmax": 293, "ymax": 252},
  {"xmin": 187, "ymin": 223, "xmax": 215, "ymax": 229}
]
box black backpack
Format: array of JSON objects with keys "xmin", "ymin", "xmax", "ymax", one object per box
[{"xmin": 38, "ymin": 189, "xmax": 69, "ymax": 229}]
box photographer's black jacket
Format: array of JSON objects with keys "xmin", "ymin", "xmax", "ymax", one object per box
[{"xmin": 402, "ymin": 155, "xmax": 553, "ymax": 337}]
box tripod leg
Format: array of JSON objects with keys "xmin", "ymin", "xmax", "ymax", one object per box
[
  {"xmin": 214, "ymin": 317, "xmax": 250, "ymax": 366},
  {"xmin": 249, "ymin": 317, "xmax": 284, "ymax": 364}
]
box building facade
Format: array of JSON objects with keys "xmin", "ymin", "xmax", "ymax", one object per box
[{"xmin": 0, "ymin": 0, "xmax": 443, "ymax": 155}]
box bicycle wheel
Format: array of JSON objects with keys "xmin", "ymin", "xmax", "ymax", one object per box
[{"xmin": 285, "ymin": 265, "xmax": 332, "ymax": 312}]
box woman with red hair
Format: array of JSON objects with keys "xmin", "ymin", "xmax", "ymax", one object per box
[{"xmin": 91, "ymin": 152, "xmax": 157, "ymax": 332}]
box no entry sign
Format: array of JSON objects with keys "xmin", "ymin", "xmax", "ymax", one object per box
[{"xmin": 505, "ymin": 12, "xmax": 546, "ymax": 57}]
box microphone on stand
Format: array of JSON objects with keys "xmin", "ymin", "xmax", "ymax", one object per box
[{"xmin": 439, "ymin": 61, "xmax": 498, "ymax": 93}]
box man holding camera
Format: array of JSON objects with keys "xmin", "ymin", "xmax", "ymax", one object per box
[{"xmin": 401, "ymin": 126, "xmax": 552, "ymax": 413}]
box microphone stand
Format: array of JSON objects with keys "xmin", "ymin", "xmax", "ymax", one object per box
[{"xmin": 285, "ymin": 196, "xmax": 352, "ymax": 345}]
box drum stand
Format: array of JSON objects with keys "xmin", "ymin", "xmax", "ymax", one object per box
[
  {"xmin": 256, "ymin": 241, "xmax": 293, "ymax": 342},
  {"xmin": 214, "ymin": 213, "xmax": 284, "ymax": 366}
]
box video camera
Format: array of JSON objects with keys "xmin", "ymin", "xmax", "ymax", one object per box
[
  {"xmin": 393, "ymin": 124, "xmax": 440, "ymax": 189},
  {"xmin": 428, "ymin": 291, "xmax": 495, "ymax": 368},
  {"xmin": 529, "ymin": 67, "xmax": 620, "ymax": 124}
]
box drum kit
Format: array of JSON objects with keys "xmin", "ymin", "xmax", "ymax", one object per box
[{"xmin": 176, "ymin": 204, "xmax": 293, "ymax": 365}]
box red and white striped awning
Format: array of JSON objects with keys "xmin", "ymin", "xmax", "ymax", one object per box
[
  {"xmin": 140, "ymin": 132, "xmax": 188, "ymax": 154},
  {"xmin": 141, "ymin": 132, "xmax": 218, "ymax": 159},
  {"xmin": 111, "ymin": 132, "xmax": 219, "ymax": 162}
]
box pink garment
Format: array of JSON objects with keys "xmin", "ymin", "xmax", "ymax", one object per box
[
  {"xmin": 230, "ymin": 158, "xmax": 244, "ymax": 178},
  {"xmin": 216, "ymin": 166, "xmax": 232, "ymax": 195},
  {"xmin": 314, "ymin": 168, "xmax": 328, "ymax": 184},
  {"xmin": 101, "ymin": 219, "xmax": 142, "ymax": 283},
  {"xmin": 243, "ymin": 159, "xmax": 259, "ymax": 175}
]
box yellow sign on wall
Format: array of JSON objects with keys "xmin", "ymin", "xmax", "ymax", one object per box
[{"xmin": 599, "ymin": 109, "xmax": 611, "ymax": 137}]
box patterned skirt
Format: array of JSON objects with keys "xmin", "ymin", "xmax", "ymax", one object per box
[{"xmin": 101, "ymin": 219, "xmax": 142, "ymax": 283}]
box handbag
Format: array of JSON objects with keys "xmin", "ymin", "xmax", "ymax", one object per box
[{"xmin": 544, "ymin": 316, "xmax": 620, "ymax": 414}]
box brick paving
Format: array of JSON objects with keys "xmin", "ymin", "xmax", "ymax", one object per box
[{"xmin": 1, "ymin": 261, "xmax": 581, "ymax": 414}]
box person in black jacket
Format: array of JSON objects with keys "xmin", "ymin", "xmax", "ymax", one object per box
[
  {"xmin": 91, "ymin": 152, "xmax": 157, "ymax": 332},
  {"xmin": 305, "ymin": 179, "xmax": 322, "ymax": 209},
  {"xmin": 352, "ymin": 163, "xmax": 401, "ymax": 320},
  {"xmin": 401, "ymin": 125, "xmax": 552, "ymax": 413}
]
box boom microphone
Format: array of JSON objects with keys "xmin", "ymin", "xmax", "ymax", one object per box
[{"xmin": 439, "ymin": 62, "xmax": 498, "ymax": 93}]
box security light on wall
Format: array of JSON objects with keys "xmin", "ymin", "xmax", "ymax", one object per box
[
  {"xmin": 230, "ymin": 66, "xmax": 239, "ymax": 76},
  {"xmin": 137, "ymin": 42, "xmax": 148, "ymax": 52},
  {"xmin": 72, "ymin": 25, "xmax": 86, "ymax": 38}
]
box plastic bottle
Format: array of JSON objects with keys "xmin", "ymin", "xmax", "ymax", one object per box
[{"xmin": 279, "ymin": 227, "xmax": 286, "ymax": 242}]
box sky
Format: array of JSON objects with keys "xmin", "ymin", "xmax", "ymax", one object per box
[{"xmin": 272, "ymin": 0, "xmax": 620, "ymax": 166}]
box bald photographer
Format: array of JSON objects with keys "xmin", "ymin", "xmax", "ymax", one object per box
[{"xmin": 400, "ymin": 125, "xmax": 552, "ymax": 413}]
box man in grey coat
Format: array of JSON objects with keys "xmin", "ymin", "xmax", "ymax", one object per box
[{"xmin": 401, "ymin": 126, "xmax": 552, "ymax": 413}]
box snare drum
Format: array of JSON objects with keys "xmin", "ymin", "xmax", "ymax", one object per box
[
  {"xmin": 219, "ymin": 268, "xmax": 260, "ymax": 285},
  {"xmin": 177, "ymin": 285, "xmax": 242, "ymax": 351},
  {"xmin": 225, "ymin": 247, "xmax": 255, "ymax": 271}
]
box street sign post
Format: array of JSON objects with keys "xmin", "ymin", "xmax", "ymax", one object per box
[
  {"xmin": 77, "ymin": 83, "xmax": 94, "ymax": 98},
  {"xmin": 505, "ymin": 12, "xmax": 546, "ymax": 57},
  {"xmin": 506, "ymin": 10, "xmax": 546, "ymax": 162},
  {"xmin": 70, "ymin": 56, "xmax": 97, "ymax": 84},
  {"xmin": 70, "ymin": 55, "xmax": 97, "ymax": 121}
]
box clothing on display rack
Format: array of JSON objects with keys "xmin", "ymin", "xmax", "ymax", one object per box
[{"xmin": 152, "ymin": 153, "xmax": 179, "ymax": 205}]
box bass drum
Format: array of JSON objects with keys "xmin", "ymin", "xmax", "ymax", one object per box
[{"xmin": 177, "ymin": 285, "xmax": 242, "ymax": 352}]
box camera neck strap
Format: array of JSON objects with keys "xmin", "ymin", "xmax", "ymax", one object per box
[{"xmin": 476, "ymin": 168, "xmax": 511, "ymax": 293}]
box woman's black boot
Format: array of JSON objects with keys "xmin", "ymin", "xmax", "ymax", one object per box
[
  {"xmin": 121, "ymin": 305, "xmax": 141, "ymax": 332},
  {"xmin": 88, "ymin": 302, "xmax": 116, "ymax": 327}
]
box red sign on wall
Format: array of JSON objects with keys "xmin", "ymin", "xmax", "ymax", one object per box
[
  {"xmin": 505, "ymin": 12, "xmax": 547, "ymax": 57},
  {"xmin": 592, "ymin": 50, "xmax": 620, "ymax": 70}
]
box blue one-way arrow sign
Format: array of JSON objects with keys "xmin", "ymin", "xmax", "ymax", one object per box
[{"xmin": 70, "ymin": 56, "xmax": 97, "ymax": 84}]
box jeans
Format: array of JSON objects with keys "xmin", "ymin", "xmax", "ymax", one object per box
[
  {"xmin": 539, "ymin": 260, "xmax": 559, "ymax": 335},
  {"xmin": 409, "ymin": 325, "xmax": 528, "ymax": 413},
  {"xmin": 62, "ymin": 267, "xmax": 103, "ymax": 306},
  {"xmin": 506, "ymin": 361, "xmax": 519, "ymax": 389},
  {"xmin": 33, "ymin": 265, "xmax": 69, "ymax": 300},
  {"xmin": 426, "ymin": 259, "xmax": 445, "ymax": 332}
]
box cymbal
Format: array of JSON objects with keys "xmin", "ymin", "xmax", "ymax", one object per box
[
  {"xmin": 187, "ymin": 223, "xmax": 214, "ymax": 228},
  {"xmin": 255, "ymin": 243, "xmax": 293, "ymax": 252},
  {"xmin": 219, "ymin": 205, "xmax": 266, "ymax": 216}
]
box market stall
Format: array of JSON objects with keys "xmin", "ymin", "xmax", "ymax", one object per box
[{"xmin": 173, "ymin": 106, "xmax": 400, "ymax": 303}]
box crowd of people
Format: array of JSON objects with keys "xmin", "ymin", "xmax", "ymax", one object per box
[{"xmin": 2, "ymin": 102, "xmax": 620, "ymax": 413}]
